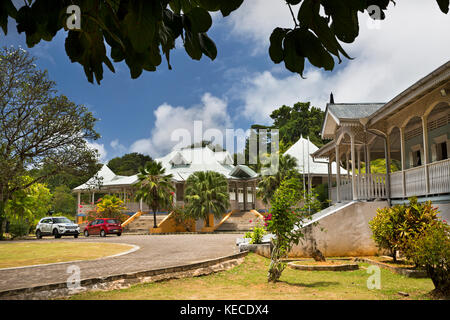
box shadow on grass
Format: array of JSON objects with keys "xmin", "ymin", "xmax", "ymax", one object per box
[{"xmin": 277, "ymin": 280, "xmax": 340, "ymax": 288}]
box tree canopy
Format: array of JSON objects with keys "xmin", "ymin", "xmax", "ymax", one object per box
[
  {"xmin": 1, "ymin": 1, "xmax": 447, "ymax": 83},
  {"xmin": 0, "ymin": 47, "xmax": 100, "ymax": 239},
  {"xmin": 107, "ymin": 152, "xmax": 153, "ymax": 176}
]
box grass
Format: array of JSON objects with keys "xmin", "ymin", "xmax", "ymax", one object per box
[
  {"xmin": 0, "ymin": 242, "xmax": 134, "ymax": 269},
  {"xmin": 69, "ymin": 253, "xmax": 435, "ymax": 300}
]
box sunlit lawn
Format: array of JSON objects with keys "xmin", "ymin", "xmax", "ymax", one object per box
[
  {"xmin": 0, "ymin": 242, "xmax": 133, "ymax": 268},
  {"xmin": 69, "ymin": 253, "xmax": 434, "ymax": 300}
]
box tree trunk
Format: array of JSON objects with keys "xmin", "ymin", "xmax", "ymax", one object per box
[
  {"xmin": 267, "ymin": 241, "xmax": 287, "ymax": 283},
  {"xmin": 0, "ymin": 199, "xmax": 6, "ymax": 240},
  {"xmin": 392, "ymin": 249, "xmax": 397, "ymax": 262},
  {"xmin": 152, "ymin": 206, "xmax": 158, "ymax": 228}
]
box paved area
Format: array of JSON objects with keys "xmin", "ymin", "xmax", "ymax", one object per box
[{"xmin": 0, "ymin": 234, "xmax": 242, "ymax": 292}]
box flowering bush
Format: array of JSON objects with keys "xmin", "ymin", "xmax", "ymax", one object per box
[
  {"xmin": 86, "ymin": 195, "xmax": 128, "ymax": 223},
  {"xmin": 404, "ymin": 220, "xmax": 450, "ymax": 297},
  {"xmin": 369, "ymin": 197, "xmax": 440, "ymax": 262}
]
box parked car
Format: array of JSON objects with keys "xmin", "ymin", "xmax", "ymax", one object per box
[
  {"xmin": 83, "ymin": 218, "xmax": 123, "ymax": 237},
  {"xmin": 35, "ymin": 217, "xmax": 80, "ymax": 239}
]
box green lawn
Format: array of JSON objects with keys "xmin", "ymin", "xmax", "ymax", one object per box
[
  {"xmin": 69, "ymin": 253, "xmax": 434, "ymax": 300},
  {"xmin": 0, "ymin": 242, "xmax": 134, "ymax": 268}
]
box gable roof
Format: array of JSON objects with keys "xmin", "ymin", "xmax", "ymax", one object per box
[
  {"xmin": 321, "ymin": 102, "xmax": 385, "ymax": 139},
  {"xmin": 73, "ymin": 164, "xmax": 139, "ymax": 191},
  {"xmin": 328, "ymin": 103, "xmax": 385, "ymax": 120},
  {"xmin": 284, "ymin": 136, "xmax": 347, "ymax": 175}
]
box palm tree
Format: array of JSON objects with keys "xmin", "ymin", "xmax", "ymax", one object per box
[
  {"xmin": 257, "ymin": 153, "xmax": 301, "ymax": 204},
  {"xmin": 135, "ymin": 161, "xmax": 174, "ymax": 228},
  {"xmin": 184, "ymin": 171, "xmax": 230, "ymax": 228}
]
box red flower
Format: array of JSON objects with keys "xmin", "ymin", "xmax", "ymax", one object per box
[
  {"xmin": 79, "ymin": 205, "xmax": 83, "ymax": 208},
  {"xmin": 249, "ymin": 220, "xmax": 253, "ymax": 223}
]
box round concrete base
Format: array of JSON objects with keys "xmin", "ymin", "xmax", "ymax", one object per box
[{"xmin": 287, "ymin": 260, "xmax": 359, "ymax": 271}]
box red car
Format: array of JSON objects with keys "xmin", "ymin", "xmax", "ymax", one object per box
[{"xmin": 83, "ymin": 218, "xmax": 123, "ymax": 237}]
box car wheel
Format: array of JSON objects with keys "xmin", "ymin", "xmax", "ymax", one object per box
[
  {"xmin": 53, "ymin": 229, "xmax": 61, "ymax": 239},
  {"xmin": 100, "ymin": 230, "xmax": 106, "ymax": 237},
  {"xmin": 36, "ymin": 230, "xmax": 42, "ymax": 239},
  {"xmin": 117, "ymin": 233, "xmax": 121, "ymax": 236},
  {"xmin": 84, "ymin": 230, "xmax": 89, "ymax": 237},
  {"xmin": 74, "ymin": 234, "xmax": 79, "ymax": 239}
]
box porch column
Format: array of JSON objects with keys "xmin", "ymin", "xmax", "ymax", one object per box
[
  {"xmin": 357, "ymin": 148, "xmax": 361, "ymax": 174},
  {"xmin": 327, "ymin": 158, "xmax": 332, "ymax": 200},
  {"xmin": 422, "ymin": 115, "xmax": 430, "ymax": 194},
  {"xmin": 346, "ymin": 152, "xmax": 350, "ymax": 180},
  {"xmin": 91, "ymin": 192, "xmax": 95, "ymax": 204},
  {"xmin": 335, "ymin": 144, "xmax": 341, "ymax": 202},
  {"xmin": 400, "ymin": 126, "xmax": 407, "ymax": 196},
  {"xmin": 243, "ymin": 182, "xmax": 247, "ymax": 211},
  {"xmin": 77, "ymin": 192, "xmax": 81, "ymax": 211},
  {"xmin": 235, "ymin": 182, "xmax": 239, "ymax": 210},
  {"xmin": 139, "ymin": 199, "xmax": 143, "ymax": 211},
  {"xmin": 367, "ymin": 145, "xmax": 371, "ymax": 174},
  {"xmin": 252, "ymin": 181, "xmax": 256, "ymax": 209},
  {"xmin": 351, "ymin": 135, "xmax": 357, "ymax": 200}
]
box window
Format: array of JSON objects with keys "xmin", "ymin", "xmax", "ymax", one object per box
[
  {"xmin": 432, "ymin": 135, "xmax": 449, "ymax": 162},
  {"xmin": 414, "ymin": 150, "xmax": 422, "ymax": 166},
  {"xmin": 437, "ymin": 142, "xmax": 448, "ymax": 161}
]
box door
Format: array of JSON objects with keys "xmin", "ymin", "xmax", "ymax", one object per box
[
  {"xmin": 41, "ymin": 218, "xmax": 52, "ymax": 234},
  {"xmin": 92, "ymin": 219, "xmax": 102, "ymax": 235}
]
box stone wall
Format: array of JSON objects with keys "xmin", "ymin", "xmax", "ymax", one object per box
[{"xmin": 289, "ymin": 201, "xmax": 389, "ymax": 257}]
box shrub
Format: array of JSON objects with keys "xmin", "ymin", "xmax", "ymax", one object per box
[
  {"xmin": 171, "ymin": 205, "xmax": 195, "ymax": 232},
  {"xmin": 266, "ymin": 177, "xmax": 320, "ymax": 282},
  {"xmin": 404, "ymin": 221, "xmax": 450, "ymax": 298},
  {"xmin": 369, "ymin": 197, "xmax": 439, "ymax": 262},
  {"xmin": 249, "ymin": 225, "xmax": 266, "ymax": 244},
  {"xmin": 9, "ymin": 219, "xmax": 31, "ymax": 239}
]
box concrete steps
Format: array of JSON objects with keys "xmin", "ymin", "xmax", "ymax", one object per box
[
  {"xmin": 216, "ymin": 211, "xmax": 263, "ymax": 232},
  {"xmin": 123, "ymin": 214, "xmax": 168, "ymax": 233}
]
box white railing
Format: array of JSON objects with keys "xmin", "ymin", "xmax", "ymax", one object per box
[
  {"xmin": 428, "ymin": 158, "xmax": 450, "ymax": 194},
  {"xmin": 405, "ymin": 166, "xmax": 426, "ymax": 197},
  {"xmin": 356, "ymin": 173, "xmax": 387, "ymax": 200},
  {"xmin": 389, "ymin": 158, "xmax": 450, "ymax": 198},
  {"xmin": 330, "ymin": 173, "xmax": 387, "ymax": 203},
  {"xmin": 390, "ymin": 171, "xmax": 403, "ymax": 198}
]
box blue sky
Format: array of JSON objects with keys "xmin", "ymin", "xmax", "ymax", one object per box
[{"xmin": 1, "ymin": 0, "xmax": 449, "ymax": 162}]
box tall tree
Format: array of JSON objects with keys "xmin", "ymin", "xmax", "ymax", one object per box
[
  {"xmin": 257, "ymin": 154, "xmax": 301, "ymax": 205},
  {"xmin": 0, "ymin": 1, "xmax": 447, "ymax": 83},
  {"xmin": 184, "ymin": 171, "xmax": 230, "ymax": 227},
  {"xmin": 270, "ymin": 102, "xmax": 325, "ymax": 149},
  {"xmin": 135, "ymin": 161, "xmax": 175, "ymax": 228},
  {"xmin": 0, "ymin": 47, "xmax": 99, "ymax": 239},
  {"xmin": 108, "ymin": 152, "xmax": 153, "ymax": 176}
]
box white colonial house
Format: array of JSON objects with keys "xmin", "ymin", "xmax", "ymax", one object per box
[
  {"xmin": 73, "ymin": 146, "xmax": 262, "ymax": 217},
  {"xmin": 311, "ymin": 61, "xmax": 450, "ymax": 216}
]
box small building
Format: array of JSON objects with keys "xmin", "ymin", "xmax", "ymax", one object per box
[
  {"xmin": 73, "ymin": 147, "xmax": 262, "ymax": 217},
  {"xmin": 283, "ymin": 135, "xmax": 347, "ymax": 189}
]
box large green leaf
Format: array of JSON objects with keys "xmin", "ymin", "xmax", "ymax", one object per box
[
  {"xmin": 186, "ymin": 7, "xmax": 212, "ymax": 33},
  {"xmin": 269, "ymin": 28, "xmax": 288, "ymax": 64},
  {"xmin": 199, "ymin": 33, "xmax": 217, "ymax": 59},
  {"xmin": 283, "ymin": 30, "xmax": 305, "ymax": 76},
  {"xmin": 219, "ymin": 0, "xmax": 244, "ymax": 17},
  {"xmin": 0, "ymin": 0, "xmax": 17, "ymax": 34},
  {"xmin": 436, "ymin": 0, "xmax": 449, "ymax": 13}
]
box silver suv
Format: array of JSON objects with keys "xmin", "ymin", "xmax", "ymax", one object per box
[{"xmin": 35, "ymin": 217, "xmax": 80, "ymax": 239}]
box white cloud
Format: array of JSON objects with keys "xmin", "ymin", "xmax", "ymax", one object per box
[
  {"xmin": 130, "ymin": 93, "xmax": 232, "ymax": 157},
  {"xmin": 225, "ymin": 0, "xmax": 299, "ymax": 54},
  {"xmin": 86, "ymin": 142, "xmax": 108, "ymax": 163},
  {"xmin": 228, "ymin": 0, "xmax": 450, "ymax": 124},
  {"xmin": 110, "ymin": 139, "xmax": 127, "ymax": 154}
]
